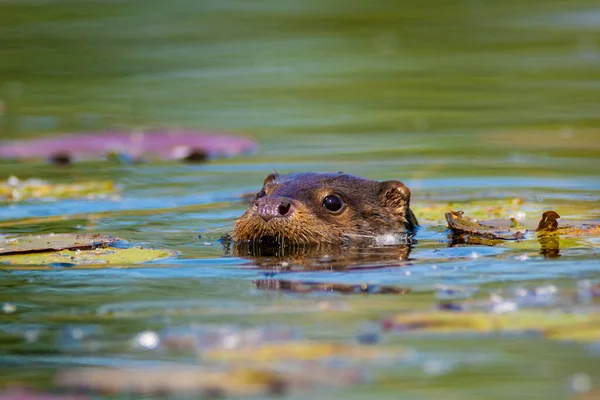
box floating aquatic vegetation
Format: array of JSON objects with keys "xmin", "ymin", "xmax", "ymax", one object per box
[
  {"xmin": 536, "ymin": 210, "xmax": 561, "ymax": 232},
  {"xmin": 0, "ymin": 387, "xmax": 88, "ymax": 400},
  {"xmin": 446, "ymin": 209, "xmax": 600, "ymax": 252},
  {"xmin": 55, "ymin": 359, "xmax": 365, "ymax": 396},
  {"xmin": 0, "ymin": 130, "xmax": 257, "ymax": 164},
  {"xmin": 55, "ymin": 366, "xmax": 289, "ymax": 397},
  {"xmin": 445, "ymin": 210, "xmax": 526, "ymax": 241},
  {"xmin": 384, "ymin": 309, "xmax": 600, "ymax": 342},
  {"xmin": 205, "ymin": 341, "xmax": 395, "ymax": 363},
  {"xmin": 0, "ymin": 247, "xmax": 176, "ymax": 267},
  {"xmin": 0, "ymin": 233, "xmax": 174, "ymax": 267},
  {"xmin": 0, "ymin": 233, "xmax": 119, "ymax": 255},
  {"xmin": 0, "ymin": 176, "xmax": 118, "ymax": 202}
]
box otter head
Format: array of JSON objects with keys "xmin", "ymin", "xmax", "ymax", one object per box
[{"xmin": 232, "ymin": 172, "xmax": 418, "ymax": 247}]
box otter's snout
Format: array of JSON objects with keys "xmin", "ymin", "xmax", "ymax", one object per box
[{"xmin": 254, "ymin": 197, "xmax": 294, "ymax": 222}]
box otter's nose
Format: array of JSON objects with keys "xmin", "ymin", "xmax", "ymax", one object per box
[{"xmin": 255, "ymin": 197, "xmax": 294, "ymax": 222}]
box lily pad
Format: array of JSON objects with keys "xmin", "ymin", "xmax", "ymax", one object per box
[
  {"xmin": 1, "ymin": 176, "xmax": 118, "ymax": 202},
  {"xmin": 205, "ymin": 341, "xmax": 394, "ymax": 363},
  {"xmin": 0, "ymin": 247, "xmax": 176, "ymax": 267},
  {"xmin": 386, "ymin": 310, "xmax": 600, "ymax": 342},
  {"xmin": 0, "ymin": 234, "xmax": 118, "ymax": 255},
  {"xmin": 55, "ymin": 367, "xmax": 287, "ymax": 397},
  {"xmin": 0, "ymin": 388, "xmax": 87, "ymax": 400},
  {"xmin": 55, "ymin": 363, "xmax": 363, "ymax": 396},
  {"xmin": 0, "ymin": 130, "xmax": 257, "ymax": 164}
]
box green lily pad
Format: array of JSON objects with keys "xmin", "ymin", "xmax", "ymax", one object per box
[
  {"xmin": 206, "ymin": 341, "xmax": 395, "ymax": 363},
  {"xmin": 0, "ymin": 233, "xmax": 119, "ymax": 255},
  {"xmin": 388, "ymin": 310, "xmax": 600, "ymax": 342},
  {"xmin": 1, "ymin": 175, "xmax": 118, "ymax": 202},
  {"xmin": 0, "ymin": 247, "xmax": 176, "ymax": 267}
]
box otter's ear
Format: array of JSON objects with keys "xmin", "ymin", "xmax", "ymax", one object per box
[
  {"xmin": 263, "ymin": 173, "xmax": 280, "ymax": 186},
  {"xmin": 378, "ymin": 180, "xmax": 411, "ymax": 211}
]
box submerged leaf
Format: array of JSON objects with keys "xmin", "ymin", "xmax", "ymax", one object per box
[
  {"xmin": 0, "ymin": 233, "xmax": 118, "ymax": 255},
  {"xmin": 0, "ymin": 130, "xmax": 257, "ymax": 163},
  {"xmin": 0, "ymin": 247, "xmax": 176, "ymax": 267},
  {"xmin": 1, "ymin": 175, "xmax": 117, "ymax": 202}
]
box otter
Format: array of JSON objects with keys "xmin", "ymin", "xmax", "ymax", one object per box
[{"xmin": 232, "ymin": 172, "xmax": 418, "ymax": 247}]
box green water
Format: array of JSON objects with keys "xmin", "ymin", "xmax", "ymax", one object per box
[{"xmin": 1, "ymin": 0, "xmax": 600, "ymax": 398}]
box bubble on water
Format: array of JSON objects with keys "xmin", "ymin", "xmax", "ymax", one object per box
[
  {"xmin": 513, "ymin": 287, "xmax": 529, "ymax": 298},
  {"xmin": 134, "ymin": 331, "xmax": 160, "ymax": 350},
  {"xmin": 403, "ymin": 270, "xmax": 411, "ymax": 276},
  {"xmin": 516, "ymin": 253, "xmax": 529, "ymax": 261},
  {"xmin": 2, "ymin": 303, "xmax": 16, "ymax": 313},
  {"xmin": 24, "ymin": 329, "xmax": 40, "ymax": 343},
  {"xmin": 470, "ymin": 252, "xmax": 479, "ymax": 259},
  {"xmin": 569, "ymin": 372, "xmax": 592, "ymax": 393},
  {"xmin": 221, "ymin": 333, "xmax": 241, "ymax": 349},
  {"xmin": 511, "ymin": 211, "xmax": 527, "ymax": 221},
  {"xmin": 71, "ymin": 327, "xmax": 84, "ymax": 340},
  {"xmin": 492, "ymin": 301, "xmax": 518, "ymax": 314},
  {"xmin": 489, "ymin": 293, "xmax": 503, "ymax": 303}
]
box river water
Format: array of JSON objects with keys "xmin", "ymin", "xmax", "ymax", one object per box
[{"xmin": 1, "ymin": 1, "xmax": 599, "ymax": 399}]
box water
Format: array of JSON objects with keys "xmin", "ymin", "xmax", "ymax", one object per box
[{"xmin": 1, "ymin": 0, "xmax": 600, "ymax": 398}]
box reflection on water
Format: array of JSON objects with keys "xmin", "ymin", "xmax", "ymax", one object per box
[{"xmin": 232, "ymin": 240, "xmax": 412, "ymax": 269}]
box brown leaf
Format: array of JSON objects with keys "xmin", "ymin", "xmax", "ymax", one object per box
[
  {"xmin": 536, "ymin": 211, "xmax": 561, "ymax": 232},
  {"xmin": 445, "ymin": 210, "xmax": 526, "ymax": 241}
]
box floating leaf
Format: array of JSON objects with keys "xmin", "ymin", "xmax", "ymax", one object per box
[
  {"xmin": 0, "ymin": 388, "xmax": 88, "ymax": 400},
  {"xmin": 1, "ymin": 175, "xmax": 118, "ymax": 202},
  {"xmin": 536, "ymin": 210, "xmax": 561, "ymax": 232},
  {"xmin": 55, "ymin": 367, "xmax": 287, "ymax": 397},
  {"xmin": 387, "ymin": 310, "xmax": 600, "ymax": 342},
  {"xmin": 0, "ymin": 234, "xmax": 118, "ymax": 255},
  {"xmin": 0, "ymin": 247, "xmax": 176, "ymax": 267},
  {"xmin": 205, "ymin": 341, "xmax": 390, "ymax": 363},
  {"xmin": 0, "ymin": 130, "xmax": 257, "ymax": 164},
  {"xmin": 558, "ymin": 224, "xmax": 600, "ymax": 238},
  {"xmin": 446, "ymin": 210, "xmax": 526, "ymax": 241},
  {"xmin": 55, "ymin": 363, "xmax": 363, "ymax": 396}
]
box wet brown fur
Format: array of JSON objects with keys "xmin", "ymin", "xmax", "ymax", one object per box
[{"xmin": 233, "ymin": 172, "xmax": 418, "ymax": 246}]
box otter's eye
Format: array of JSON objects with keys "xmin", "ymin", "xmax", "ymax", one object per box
[
  {"xmin": 322, "ymin": 194, "xmax": 344, "ymax": 213},
  {"xmin": 256, "ymin": 189, "xmax": 266, "ymax": 199}
]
